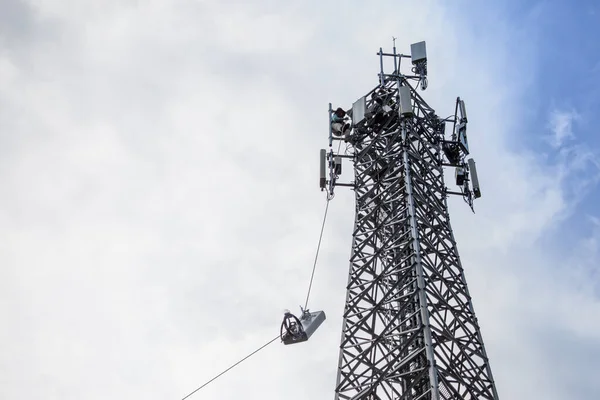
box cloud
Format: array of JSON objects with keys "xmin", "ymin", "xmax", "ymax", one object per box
[
  {"xmin": 0, "ymin": 0, "xmax": 36, "ymax": 44},
  {"xmin": 548, "ymin": 108, "xmax": 580, "ymax": 148},
  {"xmin": 0, "ymin": 1, "xmax": 599, "ymax": 400}
]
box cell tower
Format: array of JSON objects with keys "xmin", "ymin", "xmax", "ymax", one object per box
[{"xmin": 320, "ymin": 41, "xmax": 499, "ymax": 400}]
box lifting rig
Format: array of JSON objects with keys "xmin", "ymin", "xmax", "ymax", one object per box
[
  {"xmin": 315, "ymin": 41, "xmax": 499, "ymax": 400},
  {"xmin": 182, "ymin": 40, "xmax": 498, "ymax": 400}
]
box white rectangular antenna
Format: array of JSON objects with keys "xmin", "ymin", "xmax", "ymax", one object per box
[
  {"xmin": 468, "ymin": 158, "xmax": 481, "ymax": 198},
  {"xmin": 459, "ymin": 99, "xmax": 468, "ymax": 122},
  {"xmin": 320, "ymin": 149, "xmax": 326, "ymax": 189},
  {"xmin": 352, "ymin": 96, "xmax": 366, "ymax": 125},
  {"xmin": 410, "ymin": 41, "xmax": 427, "ymax": 64},
  {"xmin": 458, "ymin": 123, "xmax": 469, "ymax": 154},
  {"xmin": 398, "ymin": 86, "xmax": 413, "ymax": 117}
]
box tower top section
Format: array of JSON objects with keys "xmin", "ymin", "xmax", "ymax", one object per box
[
  {"xmin": 321, "ymin": 40, "xmax": 483, "ymax": 212},
  {"xmin": 377, "ymin": 40, "xmax": 428, "ymax": 90}
]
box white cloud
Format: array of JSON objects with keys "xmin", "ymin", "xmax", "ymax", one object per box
[
  {"xmin": 548, "ymin": 108, "xmax": 580, "ymax": 148},
  {"xmin": 1, "ymin": 1, "xmax": 599, "ymax": 400}
]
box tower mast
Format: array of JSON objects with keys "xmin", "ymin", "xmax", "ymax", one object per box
[{"xmin": 322, "ymin": 41, "xmax": 498, "ymax": 400}]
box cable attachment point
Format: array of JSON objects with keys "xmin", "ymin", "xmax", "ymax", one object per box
[{"xmin": 280, "ymin": 308, "xmax": 327, "ymax": 346}]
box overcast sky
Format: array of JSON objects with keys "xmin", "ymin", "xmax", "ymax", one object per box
[{"xmin": 1, "ymin": 1, "xmax": 600, "ymax": 399}]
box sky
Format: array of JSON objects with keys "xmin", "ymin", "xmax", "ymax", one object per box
[{"xmin": 0, "ymin": 0, "xmax": 599, "ymax": 399}]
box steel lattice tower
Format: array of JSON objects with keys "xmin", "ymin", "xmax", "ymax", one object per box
[{"xmin": 321, "ymin": 41, "xmax": 499, "ymax": 400}]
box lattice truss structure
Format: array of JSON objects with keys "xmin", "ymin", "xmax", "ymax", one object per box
[{"xmin": 329, "ymin": 52, "xmax": 499, "ymax": 400}]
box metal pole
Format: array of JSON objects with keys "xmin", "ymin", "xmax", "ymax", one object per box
[
  {"xmin": 329, "ymin": 102, "xmax": 333, "ymax": 148},
  {"xmin": 400, "ymin": 119, "xmax": 440, "ymax": 400},
  {"xmin": 379, "ymin": 48, "xmax": 385, "ymax": 87}
]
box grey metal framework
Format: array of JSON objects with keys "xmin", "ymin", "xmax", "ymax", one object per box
[{"xmin": 323, "ymin": 42, "xmax": 499, "ymax": 400}]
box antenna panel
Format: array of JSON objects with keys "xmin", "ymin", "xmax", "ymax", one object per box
[
  {"xmin": 459, "ymin": 99, "xmax": 468, "ymax": 122},
  {"xmin": 410, "ymin": 41, "xmax": 427, "ymax": 64},
  {"xmin": 398, "ymin": 86, "xmax": 413, "ymax": 117},
  {"xmin": 468, "ymin": 158, "xmax": 481, "ymax": 198},
  {"xmin": 320, "ymin": 149, "xmax": 327, "ymax": 189},
  {"xmin": 352, "ymin": 96, "xmax": 366, "ymax": 125}
]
